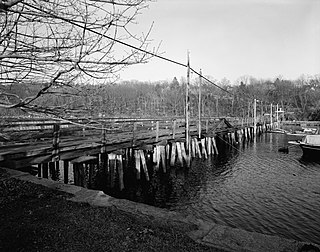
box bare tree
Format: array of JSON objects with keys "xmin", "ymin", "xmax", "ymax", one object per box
[{"xmin": 0, "ymin": 0, "xmax": 156, "ymax": 116}]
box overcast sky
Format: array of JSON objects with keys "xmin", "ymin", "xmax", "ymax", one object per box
[{"xmin": 119, "ymin": 0, "xmax": 320, "ymax": 84}]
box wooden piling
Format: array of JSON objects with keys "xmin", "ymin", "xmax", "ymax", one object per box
[
  {"xmin": 116, "ymin": 155, "xmax": 124, "ymax": 190},
  {"xmin": 176, "ymin": 142, "xmax": 183, "ymax": 165},
  {"xmin": 134, "ymin": 150, "xmax": 141, "ymax": 180},
  {"xmin": 88, "ymin": 163, "xmax": 94, "ymax": 188},
  {"xmin": 132, "ymin": 122, "xmax": 137, "ymax": 145},
  {"xmin": 108, "ymin": 153, "xmax": 116, "ymax": 187},
  {"xmin": 180, "ymin": 142, "xmax": 189, "ymax": 166},
  {"xmin": 166, "ymin": 144, "xmax": 170, "ymax": 160},
  {"xmin": 73, "ymin": 163, "xmax": 79, "ymax": 186},
  {"xmin": 212, "ymin": 137, "xmax": 218, "ymax": 155},
  {"xmin": 159, "ymin": 146, "xmax": 167, "ymax": 173},
  {"xmin": 63, "ymin": 160, "xmax": 69, "ymax": 184},
  {"xmin": 49, "ymin": 162, "xmax": 56, "ymax": 180},
  {"xmin": 207, "ymin": 137, "xmax": 212, "ymax": 155},
  {"xmin": 156, "ymin": 121, "xmax": 159, "ymax": 142},
  {"xmin": 139, "ymin": 150, "xmax": 149, "ymax": 180},
  {"xmin": 170, "ymin": 142, "xmax": 177, "ymax": 166},
  {"xmin": 206, "ymin": 120, "xmax": 209, "ymax": 134},
  {"xmin": 231, "ymin": 132, "xmax": 236, "ymax": 145},
  {"xmin": 172, "ymin": 120, "xmax": 176, "ymax": 139},
  {"xmin": 153, "ymin": 146, "xmax": 157, "ymax": 164},
  {"xmin": 154, "ymin": 145, "xmax": 161, "ymax": 171},
  {"xmin": 200, "ymin": 138, "xmax": 208, "ymax": 158},
  {"xmin": 37, "ymin": 164, "xmax": 42, "ymax": 178},
  {"xmin": 52, "ymin": 123, "xmax": 60, "ymax": 162},
  {"xmin": 80, "ymin": 163, "xmax": 87, "ymax": 188},
  {"xmin": 191, "ymin": 138, "xmax": 196, "ymax": 158},
  {"xmin": 194, "ymin": 138, "xmax": 202, "ymax": 158}
]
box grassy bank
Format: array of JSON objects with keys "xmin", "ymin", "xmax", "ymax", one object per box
[{"xmin": 0, "ymin": 168, "xmax": 224, "ymax": 252}]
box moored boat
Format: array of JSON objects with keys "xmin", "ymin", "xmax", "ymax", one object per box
[
  {"xmin": 285, "ymin": 128, "xmax": 318, "ymax": 141},
  {"xmin": 289, "ymin": 135, "xmax": 320, "ymax": 159}
]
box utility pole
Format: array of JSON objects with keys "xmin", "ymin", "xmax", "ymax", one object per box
[
  {"xmin": 185, "ymin": 51, "xmax": 190, "ymax": 152},
  {"xmin": 254, "ymin": 98, "xmax": 257, "ymax": 135},
  {"xmin": 270, "ymin": 103, "xmax": 273, "ymax": 127},
  {"xmin": 247, "ymin": 101, "xmax": 250, "ymax": 126},
  {"xmin": 276, "ymin": 103, "xmax": 279, "ymax": 128},
  {"xmin": 198, "ymin": 69, "xmax": 202, "ymax": 138}
]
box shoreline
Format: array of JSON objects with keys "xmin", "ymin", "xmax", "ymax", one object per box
[{"xmin": 1, "ymin": 167, "xmax": 318, "ymax": 252}]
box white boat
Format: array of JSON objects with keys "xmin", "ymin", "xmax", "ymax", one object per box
[
  {"xmin": 289, "ymin": 135, "xmax": 320, "ymax": 159},
  {"xmin": 286, "ymin": 128, "xmax": 318, "ymax": 141}
]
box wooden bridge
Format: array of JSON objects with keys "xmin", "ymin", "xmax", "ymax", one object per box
[{"xmin": 0, "ymin": 116, "xmax": 270, "ymax": 189}]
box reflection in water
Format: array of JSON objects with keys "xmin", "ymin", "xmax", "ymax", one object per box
[
  {"xmin": 104, "ymin": 133, "xmax": 320, "ymax": 245},
  {"xmin": 174, "ymin": 134, "xmax": 320, "ymax": 245}
]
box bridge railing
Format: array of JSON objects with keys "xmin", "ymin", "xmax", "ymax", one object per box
[{"xmin": 0, "ymin": 116, "xmax": 259, "ymax": 143}]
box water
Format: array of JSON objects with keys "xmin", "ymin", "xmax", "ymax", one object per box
[{"xmin": 111, "ymin": 133, "xmax": 320, "ymax": 245}]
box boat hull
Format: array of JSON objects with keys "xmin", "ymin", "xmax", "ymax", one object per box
[
  {"xmin": 286, "ymin": 133, "xmax": 306, "ymax": 142},
  {"xmin": 300, "ymin": 144, "xmax": 320, "ymax": 159}
]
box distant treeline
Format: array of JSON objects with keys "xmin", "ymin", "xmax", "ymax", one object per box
[{"xmin": 1, "ymin": 75, "xmax": 320, "ymax": 120}]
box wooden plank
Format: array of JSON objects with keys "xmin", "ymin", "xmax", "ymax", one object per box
[{"xmin": 70, "ymin": 156, "xmax": 97, "ymax": 164}]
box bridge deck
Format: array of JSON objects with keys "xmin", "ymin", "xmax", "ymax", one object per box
[{"xmin": 0, "ymin": 117, "xmax": 245, "ymax": 169}]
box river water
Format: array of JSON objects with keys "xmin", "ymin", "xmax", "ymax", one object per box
[{"xmin": 111, "ymin": 133, "xmax": 320, "ymax": 245}]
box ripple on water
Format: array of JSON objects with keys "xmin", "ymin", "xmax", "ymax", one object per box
[{"xmin": 167, "ymin": 134, "xmax": 320, "ymax": 245}]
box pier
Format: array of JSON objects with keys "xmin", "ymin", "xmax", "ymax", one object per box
[{"xmin": 0, "ymin": 116, "xmax": 271, "ymax": 189}]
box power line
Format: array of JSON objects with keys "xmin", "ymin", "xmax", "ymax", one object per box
[{"xmin": 22, "ymin": 2, "xmax": 231, "ymax": 95}]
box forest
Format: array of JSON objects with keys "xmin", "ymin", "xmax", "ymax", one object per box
[
  {"xmin": 0, "ymin": 1, "xmax": 319, "ymax": 122},
  {"xmin": 1, "ymin": 74, "xmax": 320, "ymax": 121}
]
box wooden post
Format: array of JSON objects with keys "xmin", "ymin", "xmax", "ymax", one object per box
[
  {"xmin": 37, "ymin": 164, "xmax": 42, "ymax": 178},
  {"xmin": 63, "ymin": 160, "xmax": 69, "ymax": 184},
  {"xmin": 212, "ymin": 137, "xmax": 218, "ymax": 155},
  {"xmin": 52, "ymin": 123, "xmax": 60, "ymax": 162},
  {"xmin": 254, "ymin": 98, "xmax": 257, "ymax": 136},
  {"xmin": 206, "ymin": 120, "xmax": 209, "ymax": 134},
  {"xmin": 108, "ymin": 153, "xmax": 116, "ymax": 187},
  {"xmin": 216, "ymin": 96, "xmax": 219, "ymax": 117},
  {"xmin": 100, "ymin": 129, "xmax": 107, "ymax": 174},
  {"xmin": 132, "ymin": 122, "xmax": 137, "ymax": 145},
  {"xmin": 166, "ymin": 144, "xmax": 170, "ymax": 160},
  {"xmin": 248, "ymin": 101, "xmax": 251, "ymax": 126},
  {"xmin": 88, "ymin": 163, "xmax": 94, "ymax": 188},
  {"xmin": 117, "ymin": 155, "xmax": 124, "ymax": 190},
  {"xmin": 207, "ymin": 137, "xmax": 212, "ymax": 155},
  {"xmin": 49, "ymin": 162, "xmax": 56, "ymax": 180},
  {"xmin": 194, "ymin": 138, "xmax": 201, "ymax": 158},
  {"xmin": 156, "ymin": 145, "xmax": 161, "ymax": 170},
  {"xmin": 159, "ymin": 146, "xmax": 166, "ymax": 173},
  {"xmin": 156, "ymin": 121, "xmax": 159, "ymax": 142},
  {"xmin": 170, "ymin": 142, "xmax": 177, "ymax": 166},
  {"xmin": 232, "ymin": 132, "xmax": 236, "ymax": 145},
  {"xmin": 191, "ymin": 138, "xmax": 196, "ymax": 158},
  {"xmin": 276, "ymin": 104, "xmax": 279, "ymax": 128},
  {"xmin": 270, "ymin": 103, "xmax": 273, "ymax": 128},
  {"xmin": 134, "ymin": 150, "xmax": 141, "ymax": 179},
  {"xmin": 172, "ymin": 120, "xmax": 176, "ymax": 139},
  {"xmin": 185, "ymin": 51, "xmax": 190, "ymax": 153},
  {"xmin": 73, "ymin": 163, "xmax": 79, "ymax": 185},
  {"xmin": 201, "ymin": 138, "xmax": 208, "ymax": 158},
  {"xmin": 82, "ymin": 163, "xmax": 88, "ymax": 188},
  {"xmin": 153, "ymin": 146, "xmax": 157, "ymax": 165},
  {"xmin": 139, "ymin": 150, "xmax": 149, "ymax": 180},
  {"xmin": 176, "ymin": 142, "xmax": 183, "ymax": 165},
  {"xmin": 198, "ymin": 69, "xmax": 202, "ymax": 139},
  {"xmin": 180, "ymin": 142, "xmax": 188, "ymax": 164}
]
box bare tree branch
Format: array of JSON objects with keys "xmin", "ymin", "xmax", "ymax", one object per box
[{"xmin": 0, "ymin": 0, "xmax": 157, "ymax": 114}]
